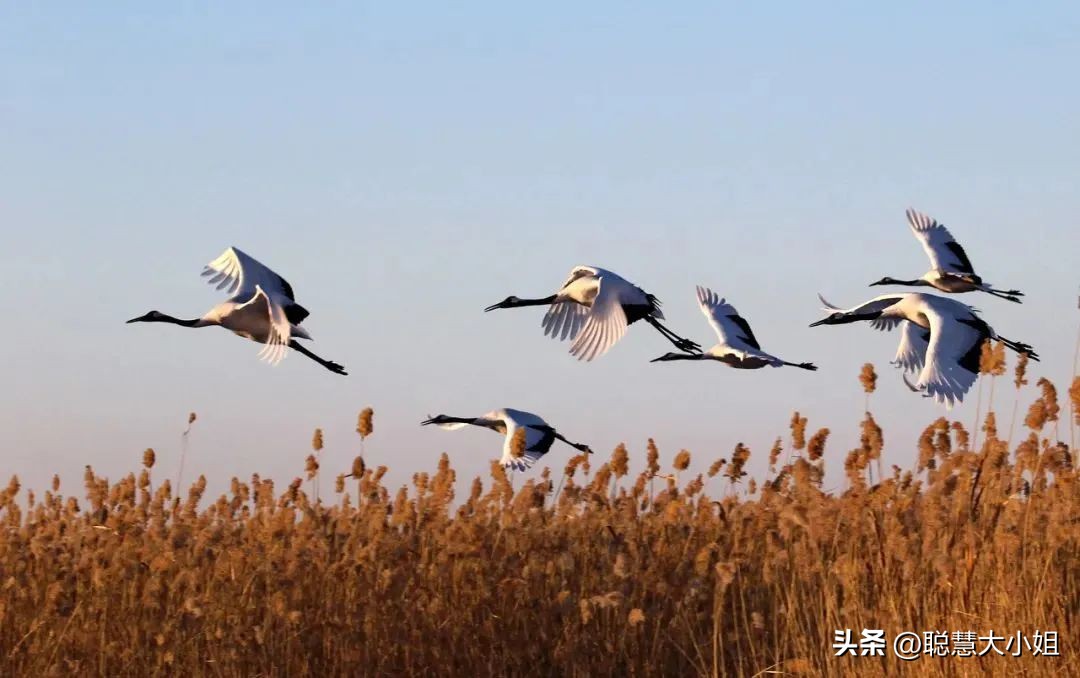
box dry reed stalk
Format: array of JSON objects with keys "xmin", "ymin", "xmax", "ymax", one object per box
[{"xmin": 176, "ymin": 411, "xmax": 197, "ymax": 492}]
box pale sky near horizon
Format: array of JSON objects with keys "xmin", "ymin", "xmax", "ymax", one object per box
[{"xmin": 2, "ymin": 3, "xmax": 1078, "ymax": 500}]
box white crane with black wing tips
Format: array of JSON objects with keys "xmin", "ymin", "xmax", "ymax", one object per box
[
  {"xmin": 127, "ymin": 247, "xmax": 347, "ymax": 375},
  {"xmin": 421, "ymin": 408, "xmax": 591, "ymax": 471},
  {"xmin": 650, "ymin": 286, "xmax": 817, "ymax": 371},
  {"xmin": 810, "ymin": 292, "xmax": 1038, "ymax": 407},
  {"xmin": 869, "ymin": 208, "xmax": 1024, "ymax": 303}
]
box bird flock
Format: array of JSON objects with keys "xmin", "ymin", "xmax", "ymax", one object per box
[{"xmin": 128, "ymin": 208, "xmax": 1039, "ymax": 471}]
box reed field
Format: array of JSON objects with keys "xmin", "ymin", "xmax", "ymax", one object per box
[{"xmin": 2, "ymin": 354, "xmax": 1080, "ymax": 677}]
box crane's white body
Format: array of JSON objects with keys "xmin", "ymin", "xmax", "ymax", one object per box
[
  {"xmin": 541, "ymin": 265, "xmax": 662, "ymax": 361},
  {"xmin": 198, "ymin": 247, "xmax": 308, "ymax": 364},
  {"xmin": 202, "ymin": 295, "xmax": 311, "ymax": 345}
]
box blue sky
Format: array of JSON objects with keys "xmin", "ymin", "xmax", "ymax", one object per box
[{"xmin": 2, "ymin": 3, "xmax": 1077, "ymax": 498}]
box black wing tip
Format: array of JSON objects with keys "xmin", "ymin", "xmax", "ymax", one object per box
[{"xmin": 285, "ymin": 303, "xmax": 310, "ymax": 325}]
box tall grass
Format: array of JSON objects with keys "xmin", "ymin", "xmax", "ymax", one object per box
[{"xmin": 1, "ymin": 369, "xmax": 1079, "ymax": 676}]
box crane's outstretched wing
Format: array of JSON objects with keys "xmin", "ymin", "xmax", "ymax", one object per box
[
  {"xmin": 202, "ymin": 247, "xmax": 309, "ymax": 324},
  {"xmin": 230, "ymin": 285, "xmax": 292, "ymax": 366},
  {"xmin": 906, "ymin": 209, "xmax": 976, "ymax": 275},
  {"xmin": 892, "ymin": 321, "xmax": 930, "ymax": 373},
  {"xmin": 871, "ymin": 316, "xmax": 905, "ymax": 332},
  {"xmin": 542, "ymin": 301, "xmax": 590, "ymax": 342},
  {"xmin": 916, "ymin": 311, "xmax": 985, "ymax": 407},
  {"xmin": 500, "ymin": 424, "xmax": 556, "ymax": 471},
  {"xmin": 696, "ymin": 286, "xmax": 760, "ymax": 350},
  {"xmin": 569, "ymin": 278, "xmax": 628, "ymax": 361},
  {"xmin": 202, "ymin": 247, "xmax": 295, "ymax": 298}
]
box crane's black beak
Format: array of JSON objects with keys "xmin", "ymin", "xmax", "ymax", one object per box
[
  {"xmin": 649, "ymin": 352, "xmax": 687, "ymax": 363},
  {"xmin": 483, "ymin": 302, "xmax": 502, "ymax": 313},
  {"xmin": 808, "ymin": 318, "xmax": 829, "ymax": 327}
]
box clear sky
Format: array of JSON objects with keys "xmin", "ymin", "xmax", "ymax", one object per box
[{"xmin": 2, "ymin": 2, "xmax": 1077, "ymax": 499}]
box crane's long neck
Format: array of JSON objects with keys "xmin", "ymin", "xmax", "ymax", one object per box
[
  {"xmin": 510, "ymin": 295, "xmax": 557, "ymax": 307},
  {"xmin": 651, "ymin": 352, "xmax": 708, "ymax": 362},
  {"xmin": 485, "ymin": 294, "xmax": 558, "ymax": 312},
  {"xmin": 132, "ymin": 313, "xmax": 213, "ymax": 328},
  {"xmin": 874, "ymin": 277, "xmax": 929, "ymax": 288},
  {"xmin": 166, "ymin": 315, "xmax": 211, "ymax": 327},
  {"xmin": 441, "ymin": 416, "xmax": 502, "ymax": 431}
]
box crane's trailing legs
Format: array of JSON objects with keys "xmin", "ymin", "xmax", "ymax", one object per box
[
  {"xmin": 552, "ymin": 431, "xmax": 592, "ymax": 454},
  {"xmin": 983, "ymin": 287, "xmax": 1024, "ymax": 304},
  {"xmin": 780, "ymin": 360, "xmax": 818, "ymax": 371},
  {"xmin": 643, "ymin": 316, "xmax": 701, "ymax": 353},
  {"xmin": 994, "ymin": 335, "xmax": 1039, "ymax": 360},
  {"xmin": 288, "ymin": 340, "xmax": 348, "ymax": 375}
]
